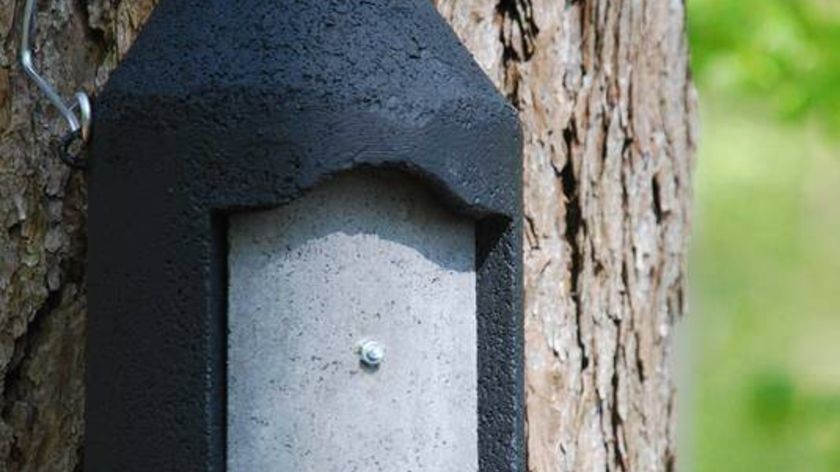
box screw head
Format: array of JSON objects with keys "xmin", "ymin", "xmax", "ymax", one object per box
[{"xmin": 358, "ymin": 340, "xmax": 384, "ymax": 367}]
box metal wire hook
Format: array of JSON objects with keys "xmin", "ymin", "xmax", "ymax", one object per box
[{"xmin": 20, "ymin": 0, "xmax": 91, "ymax": 167}]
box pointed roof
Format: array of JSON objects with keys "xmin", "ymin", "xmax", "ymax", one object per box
[{"xmin": 94, "ymin": 0, "xmax": 521, "ymax": 216}]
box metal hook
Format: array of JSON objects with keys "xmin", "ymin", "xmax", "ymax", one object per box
[{"xmin": 20, "ymin": 0, "xmax": 91, "ymax": 166}]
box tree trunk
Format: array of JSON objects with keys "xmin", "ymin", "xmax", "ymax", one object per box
[
  {"xmin": 435, "ymin": 1, "xmax": 697, "ymax": 469},
  {"xmin": 0, "ymin": 0, "xmax": 695, "ymax": 470},
  {"xmin": 0, "ymin": 2, "xmax": 157, "ymax": 470}
]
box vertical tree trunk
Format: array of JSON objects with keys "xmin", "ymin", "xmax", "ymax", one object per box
[
  {"xmin": 0, "ymin": 2, "xmax": 156, "ymax": 470},
  {"xmin": 435, "ymin": 1, "xmax": 696, "ymax": 470},
  {"xmin": 0, "ymin": 1, "xmax": 694, "ymax": 470}
]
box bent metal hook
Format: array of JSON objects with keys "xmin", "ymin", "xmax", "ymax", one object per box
[{"xmin": 20, "ymin": 0, "xmax": 91, "ymax": 168}]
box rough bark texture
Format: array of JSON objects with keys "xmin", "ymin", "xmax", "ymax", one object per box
[
  {"xmin": 0, "ymin": 1, "xmax": 156, "ymax": 470},
  {"xmin": 435, "ymin": 1, "xmax": 697, "ymax": 470},
  {"xmin": 0, "ymin": 0, "xmax": 694, "ymax": 470}
]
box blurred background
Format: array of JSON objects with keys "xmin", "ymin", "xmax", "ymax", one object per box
[{"xmin": 680, "ymin": 0, "xmax": 840, "ymax": 470}]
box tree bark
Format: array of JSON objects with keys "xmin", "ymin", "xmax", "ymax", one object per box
[
  {"xmin": 0, "ymin": 2, "xmax": 156, "ymax": 470},
  {"xmin": 437, "ymin": 2, "xmax": 697, "ymax": 470},
  {"xmin": 0, "ymin": 1, "xmax": 695, "ymax": 470}
]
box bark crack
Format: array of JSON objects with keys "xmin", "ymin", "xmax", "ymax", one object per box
[
  {"xmin": 560, "ymin": 122, "xmax": 587, "ymax": 371},
  {"xmin": 496, "ymin": 0, "xmax": 539, "ymax": 62},
  {"xmin": 610, "ymin": 328, "xmax": 628, "ymax": 471},
  {"xmin": 651, "ymin": 175, "xmax": 663, "ymax": 224},
  {"xmin": 496, "ymin": 0, "xmax": 539, "ymax": 103}
]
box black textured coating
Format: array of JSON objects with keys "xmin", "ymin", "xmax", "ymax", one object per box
[{"xmin": 86, "ymin": 1, "xmax": 524, "ymax": 470}]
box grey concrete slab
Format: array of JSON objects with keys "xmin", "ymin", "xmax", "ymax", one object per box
[{"xmin": 228, "ymin": 172, "xmax": 477, "ymax": 471}]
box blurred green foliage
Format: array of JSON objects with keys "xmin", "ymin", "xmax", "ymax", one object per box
[
  {"xmin": 689, "ymin": 0, "xmax": 840, "ymax": 131},
  {"xmin": 686, "ymin": 0, "xmax": 840, "ymax": 470},
  {"xmin": 690, "ymin": 101, "xmax": 840, "ymax": 472},
  {"xmin": 750, "ymin": 370, "xmax": 796, "ymax": 428}
]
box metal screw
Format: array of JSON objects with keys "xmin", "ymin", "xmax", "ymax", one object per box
[{"xmin": 358, "ymin": 340, "xmax": 384, "ymax": 368}]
